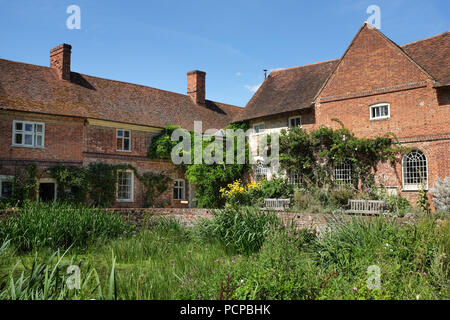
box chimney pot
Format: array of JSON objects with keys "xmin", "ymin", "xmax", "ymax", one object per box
[
  {"xmin": 187, "ymin": 70, "xmax": 206, "ymax": 105},
  {"xmin": 50, "ymin": 43, "xmax": 72, "ymax": 81}
]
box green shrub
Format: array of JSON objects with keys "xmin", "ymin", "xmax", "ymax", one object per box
[
  {"xmin": 0, "ymin": 202, "xmax": 133, "ymax": 252},
  {"xmin": 260, "ymin": 177, "xmax": 294, "ymax": 200},
  {"xmin": 293, "ymin": 190, "xmax": 312, "ymax": 210},
  {"xmin": 314, "ymin": 217, "xmax": 449, "ymax": 299},
  {"xmin": 385, "ymin": 194, "xmax": 411, "ymax": 217},
  {"xmin": 232, "ymin": 226, "xmax": 320, "ymax": 299},
  {"xmin": 193, "ymin": 207, "xmax": 279, "ymax": 254},
  {"xmin": 330, "ymin": 187, "xmax": 355, "ymax": 207}
]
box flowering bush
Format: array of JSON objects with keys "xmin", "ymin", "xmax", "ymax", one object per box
[{"xmin": 220, "ymin": 179, "xmax": 262, "ymax": 207}]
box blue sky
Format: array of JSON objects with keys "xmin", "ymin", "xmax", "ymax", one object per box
[{"xmin": 0, "ymin": 0, "xmax": 448, "ymax": 107}]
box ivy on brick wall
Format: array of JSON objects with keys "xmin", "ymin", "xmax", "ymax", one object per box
[
  {"xmin": 279, "ymin": 119, "xmax": 408, "ymax": 189},
  {"xmin": 0, "ymin": 163, "xmax": 171, "ymax": 208},
  {"xmin": 48, "ymin": 163, "xmax": 171, "ymax": 207}
]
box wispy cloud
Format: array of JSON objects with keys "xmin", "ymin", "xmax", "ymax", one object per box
[
  {"xmin": 236, "ymin": 72, "xmax": 243, "ymax": 76},
  {"xmin": 244, "ymin": 84, "xmax": 261, "ymax": 93}
]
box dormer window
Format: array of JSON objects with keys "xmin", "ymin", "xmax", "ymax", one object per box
[
  {"xmin": 116, "ymin": 129, "xmax": 131, "ymax": 151},
  {"xmin": 370, "ymin": 103, "xmax": 390, "ymax": 120}
]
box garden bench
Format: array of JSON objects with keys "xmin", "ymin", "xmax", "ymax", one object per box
[
  {"xmin": 262, "ymin": 198, "xmax": 291, "ymax": 211},
  {"xmin": 345, "ymin": 199, "xmax": 385, "ymax": 215}
]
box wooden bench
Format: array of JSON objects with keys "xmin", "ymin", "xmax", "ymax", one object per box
[
  {"xmin": 345, "ymin": 199, "xmax": 385, "ymax": 215},
  {"xmin": 262, "ymin": 198, "xmax": 291, "ymax": 211}
]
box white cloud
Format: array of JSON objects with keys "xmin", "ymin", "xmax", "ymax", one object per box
[
  {"xmin": 244, "ymin": 84, "xmax": 261, "ymax": 93},
  {"xmin": 236, "ymin": 72, "xmax": 243, "ymax": 76}
]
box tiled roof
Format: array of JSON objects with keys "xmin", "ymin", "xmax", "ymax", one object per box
[
  {"xmin": 234, "ymin": 30, "xmax": 449, "ymax": 122},
  {"xmin": 401, "ymin": 31, "xmax": 450, "ymax": 86},
  {"xmin": 233, "ymin": 59, "xmax": 339, "ymax": 122},
  {"xmin": 0, "ymin": 59, "xmax": 241, "ymax": 131}
]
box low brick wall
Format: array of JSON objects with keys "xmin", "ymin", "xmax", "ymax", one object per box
[
  {"xmin": 104, "ymin": 208, "xmax": 214, "ymax": 226},
  {"xmin": 72, "ymin": 208, "xmax": 419, "ymax": 232},
  {"xmin": 0, "ymin": 207, "xmax": 418, "ymax": 232}
]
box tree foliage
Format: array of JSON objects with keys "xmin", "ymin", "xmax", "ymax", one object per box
[{"xmin": 148, "ymin": 122, "xmax": 250, "ymax": 208}]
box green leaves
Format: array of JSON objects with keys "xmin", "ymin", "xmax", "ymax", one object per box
[{"xmin": 280, "ymin": 124, "xmax": 398, "ymax": 189}]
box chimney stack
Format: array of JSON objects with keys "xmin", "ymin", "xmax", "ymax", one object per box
[
  {"xmin": 187, "ymin": 70, "xmax": 206, "ymax": 105},
  {"xmin": 50, "ymin": 43, "xmax": 72, "ymax": 81}
]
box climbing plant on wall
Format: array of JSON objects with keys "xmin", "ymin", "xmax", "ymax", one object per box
[
  {"xmin": 46, "ymin": 163, "xmax": 171, "ymax": 208},
  {"xmin": 279, "ymin": 120, "xmax": 407, "ymax": 189},
  {"xmin": 148, "ymin": 122, "xmax": 250, "ymax": 208}
]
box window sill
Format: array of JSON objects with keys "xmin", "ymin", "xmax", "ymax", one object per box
[
  {"xmin": 402, "ymin": 187, "xmax": 428, "ymax": 192},
  {"xmin": 116, "ymin": 150, "xmax": 132, "ymax": 153},
  {"xmin": 117, "ymin": 199, "xmax": 134, "ymax": 203},
  {"xmin": 369, "ymin": 116, "xmax": 390, "ymax": 121},
  {"xmin": 11, "ymin": 144, "xmax": 45, "ymax": 149}
]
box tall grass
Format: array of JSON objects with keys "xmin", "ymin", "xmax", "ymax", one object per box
[
  {"xmin": 193, "ymin": 207, "xmax": 280, "ymax": 254},
  {"xmin": 0, "ymin": 205, "xmax": 448, "ymax": 300},
  {"xmin": 0, "ymin": 202, "xmax": 133, "ymax": 252},
  {"xmin": 0, "ymin": 243, "xmax": 118, "ymax": 300}
]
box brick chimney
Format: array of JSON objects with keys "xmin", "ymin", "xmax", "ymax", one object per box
[
  {"xmin": 187, "ymin": 70, "xmax": 206, "ymax": 105},
  {"xmin": 50, "ymin": 43, "xmax": 72, "ymax": 81}
]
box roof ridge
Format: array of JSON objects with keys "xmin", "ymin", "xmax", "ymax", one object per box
[
  {"xmin": 401, "ymin": 31, "xmax": 449, "ymax": 47},
  {"xmin": 0, "ymin": 57, "xmax": 241, "ymax": 109},
  {"xmin": 270, "ymin": 58, "xmax": 339, "ymax": 74}
]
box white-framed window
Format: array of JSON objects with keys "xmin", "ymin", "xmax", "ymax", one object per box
[
  {"xmin": 402, "ymin": 150, "xmax": 428, "ymax": 191},
  {"xmin": 116, "ymin": 129, "xmax": 131, "ymax": 151},
  {"xmin": 253, "ymin": 122, "xmax": 265, "ymax": 134},
  {"xmin": 12, "ymin": 120, "xmax": 45, "ymax": 148},
  {"xmin": 288, "ymin": 116, "xmax": 302, "ymax": 128},
  {"xmin": 117, "ymin": 170, "xmax": 134, "ymax": 202},
  {"xmin": 173, "ymin": 179, "xmax": 185, "ymax": 200},
  {"xmin": 287, "ymin": 170, "xmax": 301, "ymax": 186},
  {"xmin": 370, "ymin": 103, "xmax": 390, "ymax": 120},
  {"xmin": 0, "ymin": 176, "xmax": 13, "ymax": 198},
  {"xmin": 334, "ymin": 163, "xmax": 352, "ymax": 184},
  {"xmin": 254, "ymin": 162, "xmax": 269, "ymax": 182}
]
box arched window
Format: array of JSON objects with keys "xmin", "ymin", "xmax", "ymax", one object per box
[{"xmin": 402, "ymin": 150, "xmax": 428, "ymax": 190}]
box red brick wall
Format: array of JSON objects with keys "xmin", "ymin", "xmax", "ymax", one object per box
[
  {"xmin": 85, "ymin": 125, "xmax": 158, "ymax": 157},
  {"xmin": 0, "ymin": 111, "xmax": 190, "ymax": 208},
  {"xmin": 0, "ymin": 111, "xmax": 84, "ymax": 162},
  {"xmin": 316, "ymin": 86, "xmax": 449, "ymax": 139},
  {"xmin": 83, "ymin": 156, "xmax": 189, "ymax": 208},
  {"xmin": 319, "ymin": 26, "xmax": 430, "ymax": 100},
  {"xmin": 315, "ymin": 25, "xmax": 450, "ymax": 205}
]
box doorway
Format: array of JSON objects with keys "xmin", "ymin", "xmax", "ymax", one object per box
[{"xmin": 39, "ymin": 182, "xmax": 56, "ymax": 202}]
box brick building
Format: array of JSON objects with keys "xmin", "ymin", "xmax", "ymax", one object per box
[
  {"xmin": 0, "ymin": 44, "xmax": 241, "ymax": 207},
  {"xmin": 1, "ymin": 23, "xmax": 448, "ymax": 208},
  {"xmin": 235, "ymin": 24, "xmax": 449, "ymax": 205}
]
